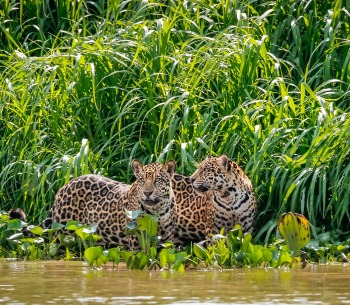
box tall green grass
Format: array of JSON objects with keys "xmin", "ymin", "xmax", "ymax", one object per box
[{"xmin": 0, "ymin": 0, "xmax": 349, "ymax": 241}]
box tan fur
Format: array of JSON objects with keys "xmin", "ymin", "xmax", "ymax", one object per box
[
  {"xmin": 43, "ymin": 161, "xmax": 176, "ymax": 249},
  {"xmin": 189, "ymin": 154, "xmax": 257, "ymax": 236},
  {"xmin": 172, "ymin": 174, "xmax": 215, "ymax": 244}
]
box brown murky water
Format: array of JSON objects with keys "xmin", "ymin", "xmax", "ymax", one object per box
[{"xmin": 0, "ymin": 261, "xmax": 349, "ymax": 304}]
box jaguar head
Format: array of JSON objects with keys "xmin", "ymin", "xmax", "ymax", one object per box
[
  {"xmin": 190, "ymin": 154, "xmax": 240, "ymax": 193},
  {"xmin": 132, "ymin": 160, "xmax": 176, "ymax": 206}
]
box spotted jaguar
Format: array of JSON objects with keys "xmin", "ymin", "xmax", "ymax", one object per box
[
  {"xmin": 189, "ymin": 154, "xmax": 257, "ymax": 236},
  {"xmin": 172, "ymin": 154, "xmax": 256, "ymax": 245},
  {"xmin": 41, "ymin": 160, "xmax": 176, "ymax": 248}
]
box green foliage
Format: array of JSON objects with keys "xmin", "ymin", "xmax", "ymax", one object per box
[
  {"xmin": 189, "ymin": 226, "xmax": 292, "ymax": 269},
  {"xmin": 107, "ymin": 248, "xmax": 121, "ymax": 268},
  {"xmin": 158, "ymin": 248, "xmax": 188, "ymax": 271},
  {"xmin": 80, "ymin": 221, "xmax": 314, "ymax": 270},
  {"xmin": 0, "ymin": 211, "xmax": 102, "ymax": 260},
  {"xmin": 83, "ymin": 246, "xmax": 103, "ymax": 267},
  {"xmin": 1, "ymin": 210, "xmax": 349, "ymax": 268},
  {"xmin": 121, "ymin": 250, "xmax": 149, "ymax": 270},
  {"xmin": 0, "ymin": 0, "xmax": 349, "ymax": 244},
  {"xmin": 83, "ymin": 246, "xmax": 110, "ymax": 268},
  {"xmin": 305, "ymin": 229, "xmax": 350, "ymax": 264},
  {"xmin": 125, "ymin": 210, "xmax": 159, "ymax": 256}
]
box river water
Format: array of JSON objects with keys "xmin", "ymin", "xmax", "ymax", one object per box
[{"xmin": 0, "ymin": 261, "xmax": 349, "ymax": 304}]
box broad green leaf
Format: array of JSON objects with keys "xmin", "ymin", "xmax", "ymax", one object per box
[
  {"xmin": 159, "ymin": 250, "xmax": 168, "ymax": 268},
  {"xmin": 121, "ymin": 250, "xmax": 135, "ymax": 268},
  {"xmin": 84, "ymin": 246, "xmax": 104, "ymax": 266},
  {"xmin": 49, "ymin": 243, "xmax": 58, "ymax": 257},
  {"xmin": 278, "ymin": 250, "xmax": 292, "ymax": 266},
  {"xmin": 318, "ymin": 232, "xmax": 331, "ymax": 244},
  {"xmin": 172, "ymin": 262, "xmax": 185, "ymax": 271},
  {"xmin": 51, "ymin": 222, "xmax": 65, "ymax": 230},
  {"xmin": 22, "ymin": 241, "xmax": 31, "ymax": 251},
  {"xmin": 278, "ymin": 213, "xmax": 311, "ymax": 255},
  {"xmin": 136, "ymin": 252, "xmax": 149, "ymax": 270},
  {"xmin": 261, "ymin": 248, "xmax": 273, "ymax": 262},
  {"xmin": 108, "ymin": 248, "xmax": 121, "ymax": 264},
  {"xmin": 28, "ymin": 225, "xmax": 44, "ymax": 236},
  {"xmin": 193, "ymin": 243, "xmax": 208, "ymax": 261},
  {"xmin": 150, "ymin": 246, "xmax": 157, "ymax": 259},
  {"xmin": 92, "ymin": 234, "xmax": 102, "ymax": 242},
  {"xmin": 241, "ymin": 233, "xmax": 253, "ymax": 253},
  {"xmin": 234, "ymin": 250, "xmax": 246, "ymax": 262},
  {"xmin": 96, "ymin": 254, "xmax": 109, "ymax": 267},
  {"xmin": 44, "ymin": 222, "xmax": 65, "ymax": 234},
  {"xmin": 65, "ymin": 221, "xmax": 83, "ymax": 231},
  {"xmin": 137, "ymin": 214, "xmax": 157, "ymax": 236},
  {"xmin": 18, "ymin": 237, "xmax": 35, "ymax": 243},
  {"xmin": 75, "ymin": 227, "xmax": 89, "ymax": 241},
  {"xmin": 6, "ymin": 219, "xmax": 24, "ymax": 231}
]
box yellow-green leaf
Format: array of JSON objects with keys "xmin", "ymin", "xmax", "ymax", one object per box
[{"xmin": 278, "ymin": 212, "xmax": 311, "ymax": 255}]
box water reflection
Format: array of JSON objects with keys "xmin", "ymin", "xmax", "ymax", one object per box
[{"xmin": 0, "ymin": 261, "xmax": 349, "ymax": 305}]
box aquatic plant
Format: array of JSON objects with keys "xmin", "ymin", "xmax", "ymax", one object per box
[
  {"xmin": 1, "ymin": 210, "xmax": 350, "ymax": 269},
  {"xmin": 84, "ymin": 246, "xmax": 109, "ymax": 268},
  {"xmin": 107, "ymin": 248, "xmax": 122, "ymax": 269},
  {"xmin": 305, "ymin": 230, "xmax": 350, "ymax": 264},
  {"xmin": 158, "ymin": 248, "xmax": 189, "ymax": 271},
  {"xmin": 0, "ymin": 211, "xmax": 102, "ymax": 260},
  {"xmin": 124, "ymin": 210, "xmax": 159, "ymax": 257}
]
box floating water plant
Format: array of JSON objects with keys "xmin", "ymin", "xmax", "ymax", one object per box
[
  {"xmin": 125, "ymin": 210, "xmax": 158, "ymax": 257},
  {"xmin": 107, "ymin": 248, "xmax": 122, "ymax": 269},
  {"xmin": 158, "ymin": 248, "xmax": 188, "ymax": 271},
  {"xmin": 2, "ymin": 209, "xmax": 349, "ymax": 268},
  {"xmin": 83, "ymin": 246, "xmax": 104, "ymax": 268}
]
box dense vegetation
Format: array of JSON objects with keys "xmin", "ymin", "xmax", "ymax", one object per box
[
  {"xmin": 1, "ymin": 0, "xmax": 349, "ymax": 246},
  {"xmin": 2, "ymin": 210, "xmax": 348, "ymax": 268}
]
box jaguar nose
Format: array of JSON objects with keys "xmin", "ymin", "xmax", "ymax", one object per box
[{"xmin": 144, "ymin": 190, "xmax": 153, "ymax": 198}]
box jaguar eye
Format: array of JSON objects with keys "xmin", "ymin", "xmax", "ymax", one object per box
[
  {"xmin": 154, "ymin": 177, "xmax": 163, "ymax": 184},
  {"xmin": 138, "ymin": 178, "xmax": 145, "ymax": 185},
  {"xmin": 200, "ymin": 167, "xmax": 208, "ymax": 174}
]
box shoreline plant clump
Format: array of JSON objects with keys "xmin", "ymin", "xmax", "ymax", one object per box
[
  {"xmin": 0, "ymin": 210, "xmax": 349, "ymax": 269},
  {"xmin": 1, "ymin": 0, "xmax": 350, "ymax": 252}
]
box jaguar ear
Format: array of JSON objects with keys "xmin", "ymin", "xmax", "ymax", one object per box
[
  {"xmin": 131, "ymin": 160, "xmax": 143, "ymax": 176},
  {"xmin": 8, "ymin": 208, "xmax": 27, "ymax": 222},
  {"xmin": 164, "ymin": 160, "xmax": 176, "ymax": 175},
  {"xmin": 219, "ymin": 154, "xmax": 232, "ymax": 172}
]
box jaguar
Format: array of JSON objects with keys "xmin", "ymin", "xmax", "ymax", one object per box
[
  {"xmin": 189, "ymin": 154, "xmax": 257, "ymax": 236},
  {"xmin": 41, "ymin": 160, "xmax": 176, "ymax": 249}
]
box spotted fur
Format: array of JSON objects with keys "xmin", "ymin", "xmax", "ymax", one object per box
[
  {"xmin": 172, "ymin": 174, "xmax": 214, "ymax": 244},
  {"xmin": 190, "ymin": 154, "xmax": 257, "ymax": 235},
  {"xmin": 42, "ymin": 160, "xmax": 176, "ymax": 248}
]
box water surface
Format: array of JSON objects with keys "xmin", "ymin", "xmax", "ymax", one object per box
[{"xmin": 0, "ymin": 261, "xmax": 349, "ymax": 304}]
